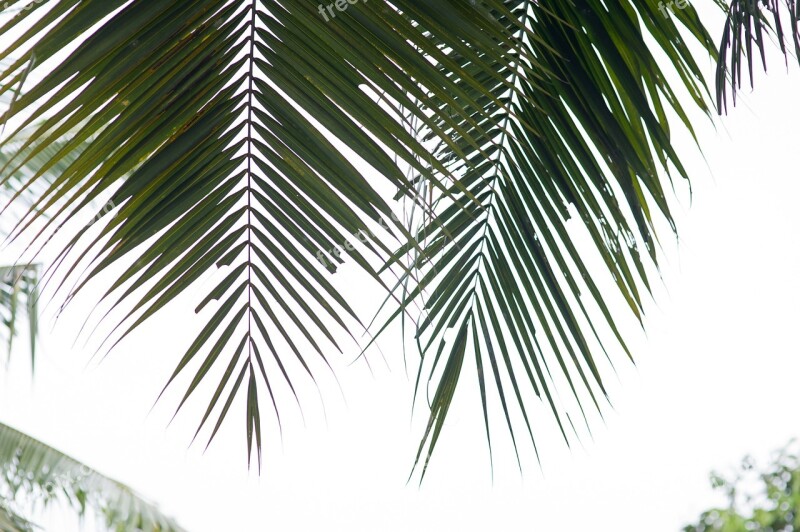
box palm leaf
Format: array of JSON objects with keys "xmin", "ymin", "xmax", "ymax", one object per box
[
  {"xmin": 0, "ymin": 0, "xmax": 731, "ymax": 474},
  {"xmin": 366, "ymin": 0, "xmax": 725, "ymax": 478},
  {"xmin": 0, "ymin": 422, "xmax": 184, "ymax": 532},
  {"xmin": 716, "ymin": 0, "xmax": 800, "ymax": 112}
]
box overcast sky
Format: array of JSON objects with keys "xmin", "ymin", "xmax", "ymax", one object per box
[{"xmin": 2, "ymin": 3, "xmax": 800, "ymax": 531}]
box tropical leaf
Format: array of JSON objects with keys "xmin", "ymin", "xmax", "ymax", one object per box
[
  {"xmin": 715, "ymin": 0, "xmax": 800, "ymax": 112},
  {"xmin": 0, "ymin": 0, "xmax": 431, "ymax": 470},
  {"xmin": 0, "ymin": 0, "xmax": 741, "ymax": 475},
  {"xmin": 0, "ymin": 422, "xmax": 184, "ymax": 532},
  {"xmin": 370, "ymin": 0, "xmax": 724, "ymax": 478}
]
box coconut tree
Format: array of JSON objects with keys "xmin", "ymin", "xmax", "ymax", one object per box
[{"xmin": 0, "ymin": 0, "xmax": 796, "ymax": 482}]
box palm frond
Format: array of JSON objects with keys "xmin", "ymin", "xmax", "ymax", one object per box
[
  {"xmin": 0, "ymin": 0, "xmax": 437, "ymax": 469},
  {"xmin": 716, "ymin": 0, "xmax": 800, "ymax": 112},
  {"xmin": 0, "ymin": 422, "xmax": 184, "ymax": 532},
  {"xmin": 373, "ymin": 0, "xmax": 720, "ymax": 478},
  {"xmin": 0, "ymin": 0, "xmax": 725, "ymax": 473}
]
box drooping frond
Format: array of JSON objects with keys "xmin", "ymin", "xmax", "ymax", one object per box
[
  {"xmin": 371, "ymin": 0, "xmax": 720, "ymax": 478},
  {"xmin": 716, "ymin": 0, "xmax": 800, "ymax": 111},
  {"xmin": 0, "ymin": 422, "xmax": 184, "ymax": 532},
  {"xmin": 0, "ymin": 0, "xmax": 443, "ymax": 469}
]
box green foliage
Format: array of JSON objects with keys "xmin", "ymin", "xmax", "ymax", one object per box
[
  {"xmin": 684, "ymin": 442, "xmax": 800, "ymax": 532},
  {"xmin": 716, "ymin": 0, "xmax": 800, "ymax": 112},
  {"xmin": 0, "ymin": 0, "xmax": 796, "ymax": 479},
  {"xmin": 0, "ymin": 422, "xmax": 186, "ymax": 532},
  {"xmin": 0, "ymin": 0, "xmax": 725, "ymax": 475}
]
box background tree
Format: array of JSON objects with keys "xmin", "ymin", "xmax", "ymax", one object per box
[
  {"xmin": 1, "ymin": 264, "xmax": 184, "ymax": 531},
  {"xmin": 684, "ymin": 441, "xmax": 800, "ymax": 532}
]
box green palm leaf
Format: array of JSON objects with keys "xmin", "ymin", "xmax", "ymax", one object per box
[
  {"xmin": 0, "ymin": 265, "xmax": 39, "ymax": 369},
  {"xmin": 371, "ymin": 0, "xmax": 721, "ymax": 478},
  {"xmin": 0, "ymin": 422, "xmax": 184, "ymax": 532},
  {"xmin": 715, "ymin": 0, "xmax": 800, "ymax": 112}
]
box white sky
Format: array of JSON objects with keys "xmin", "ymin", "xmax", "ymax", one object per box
[{"xmin": 2, "ymin": 3, "xmax": 800, "ymax": 531}]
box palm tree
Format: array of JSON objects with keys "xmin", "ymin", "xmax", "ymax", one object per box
[{"xmin": 0, "ymin": 0, "xmax": 796, "ymax": 482}]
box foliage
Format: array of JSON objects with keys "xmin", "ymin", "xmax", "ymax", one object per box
[
  {"xmin": 0, "ymin": 422, "xmax": 185, "ymax": 532},
  {"xmin": 0, "ymin": 0, "xmax": 796, "ymax": 479},
  {"xmin": 0, "ymin": 70, "xmax": 184, "ymax": 532},
  {"xmin": 0, "ymin": 502, "xmax": 32, "ymax": 532},
  {"xmin": 0, "ymin": 264, "xmax": 38, "ymax": 369},
  {"xmin": 683, "ymin": 441, "xmax": 800, "ymax": 532},
  {"xmin": 716, "ymin": 0, "xmax": 800, "ymax": 112}
]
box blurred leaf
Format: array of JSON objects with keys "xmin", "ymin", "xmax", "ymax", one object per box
[{"xmin": 0, "ymin": 422, "xmax": 185, "ymax": 532}]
